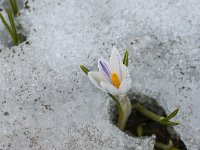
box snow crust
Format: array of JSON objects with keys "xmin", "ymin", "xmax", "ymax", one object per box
[{"xmin": 0, "ymin": 0, "xmax": 200, "ymax": 149}]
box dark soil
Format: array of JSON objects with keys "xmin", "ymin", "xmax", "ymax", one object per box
[{"xmin": 111, "ymin": 93, "xmax": 187, "ymax": 150}]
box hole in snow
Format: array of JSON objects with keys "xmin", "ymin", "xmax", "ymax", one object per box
[
  {"xmin": 0, "ymin": 0, "xmax": 24, "ymax": 10},
  {"xmin": 109, "ymin": 92, "xmax": 187, "ymax": 150},
  {"xmin": 0, "ymin": 0, "xmax": 29, "ymax": 47}
]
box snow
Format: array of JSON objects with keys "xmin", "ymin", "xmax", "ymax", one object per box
[{"xmin": 0, "ymin": 0, "xmax": 200, "ymax": 149}]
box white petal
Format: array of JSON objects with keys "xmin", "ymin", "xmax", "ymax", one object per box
[
  {"xmin": 121, "ymin": 64, "xmax": 130, "ymax": 79},
  {"xmin": 98, "ymin": 58, "xmax": 111, "ymax": 82},
  {"xmin": 100, "ymin": 82, "xmax": 119, "ymax": 96},
  {"xmin": 89, "ymin": 71, "xmax": 109, "ymax": 83},
  {"xmin": 88, "ymin": 72, "xmax": 106, "ymax": 92},
  {"xmin": 109, "ymin": 47, "xmax": 123, "ymax": 80},
  {"xmin": 119, "ymin": 78, "xmax": 131, "ymax": 95}
]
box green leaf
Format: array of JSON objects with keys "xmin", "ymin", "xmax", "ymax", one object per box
[
  {"xmin": 6, "ymin": 7, "xmax": 18, "ymax": 44},
  {"xmin": 166, "ymin": 108, "xmax": 179, "ymax": 120},
  {"xmin": 0, "ymin": 13, "xmax": 13, "ymax": 36},
  {"xmin": 137, "ymin": 123, "xmax": 146, "ymax": 137},
  {"xmin": 160, "ymin": 118, "xmax": 179, "ymax": 126},
  {"xmin": 155, "ymin": 141, "xmax": 180, "ymax": 150},
  {"xmin": 13, "ymin": 0, "xmax": 19, "ymax": 16},
  {"xmin": 133, "ymin": 103, "xmax": 180, "ymax": 127},
  {"xmin": 8, "ymin": 0, "xmax": 19, "ymax": 17},
  {"xmin": 80, "ymin": 65, "xmax": 90, "ymax": 75},
  {"xmin": 0, "ymin": 12, "xmax": 18, "ymax": 45},
  {"xmin": 123, "ymin": 49, "xmax": 129, "ymax": 66}
]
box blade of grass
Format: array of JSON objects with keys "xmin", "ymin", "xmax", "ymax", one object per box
[
  {"xmin": 8, "ymin": 0, "xmax": 19, "ymax": 17},
  {"xmin": 8, "ymin": 0, "xmax": 16, "ymax": 16},
  {"xmin": 13, "ymin": 0, "xmax": 19, "ymax": 16},
  {"xmin": 0, "ymin": 12, "xmax": 17, "ymax": 44},
  {"xmin": 6, "ymin": 8, "xmax": 17, "ymax": 34},
  {"xmin": 6, "ymin": 8, "xmax": 19, "ymax": 44}
]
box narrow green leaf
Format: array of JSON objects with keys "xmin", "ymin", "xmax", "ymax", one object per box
[
  {"xmin": 137, "ymin": 123, "xmax": 146, "ymax": 137},
  {"xmin": 80, "ymin": 65, "xmax": 90, "ymax": 75},
  {"xmin": 108, "ymin": 94, "xmax": 119, "ymax": 105},
  {"xmin": 13, "ymin": 0, "xmax": 19, "ymax": 16},
  {"xmin": 6, "ymin": 8, "xmax": 17, "ymax": 33},
  {"xmin": 133, "ymin": 103, "xmax": 180, "ymax": 126},
  {"xmin": 123, "ymin": 49, "xmax": 129, "ymax": 66},
  {"xmin": 160, "ymin": 118, "xmax": 179, "ymax": 126},
  {"xmin": 0, "ymin": 13, "xmax": 13, "ymax": 35},
  {"xmin": 6, "ymin": 7, "xmax": 18, "ymax": 44},
  {"xmin": 155, "ymin": 141, "xmax": 180, "ymax": 150},
  {"xmin": 166, "ymin": 108, "xmax": 179, "ymax": 120},
  {"xmin": 0, "ymin": 12, "xmax": 17, "ymax": 44},
  {"xmin": 8, "ymin": 0, "xmax": 19, "ymax": 16},
  {"xmin": 8, "ymin": 0, "xmax": 16, "ymax": 16},
  {"xmin": 133, "ymin": 103, "xmax": 165, "ymax": 123}
]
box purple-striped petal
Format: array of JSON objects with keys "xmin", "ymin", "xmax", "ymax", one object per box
[{"xmin": 98, "ymin": 58, "xmax": 111, "ymax": 81}]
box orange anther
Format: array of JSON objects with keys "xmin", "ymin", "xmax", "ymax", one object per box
[{"xmin": 111, "ymin": 72, "xmax": 121, "ymax": 88}]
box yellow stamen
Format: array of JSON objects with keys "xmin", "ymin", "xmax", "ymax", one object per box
[{"xmin": 111, "ymin": 72, "xmax": 121, "ymax": 88}]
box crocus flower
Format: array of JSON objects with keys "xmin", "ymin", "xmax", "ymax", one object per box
[
  {"xmin": 87, "ymin": 47, "xmax": 132, "ymax": 130},
  {"xmin": 88, "ymin": 47, "xmax": 131, "ymax": 97},
  {"xmin": 80, "ymin": 47, "xmax": 180, "ymax": 131}
]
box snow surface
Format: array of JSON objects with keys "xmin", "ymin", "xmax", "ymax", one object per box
[{"xmin": 0, "ymin": 0, "xmax": 200, "ymax": 149}]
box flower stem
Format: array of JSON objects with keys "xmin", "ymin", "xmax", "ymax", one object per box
[
  {"xmin": 132, "ymin": 103, "xmax": 179, "ymax": 126},
  {"xmin": 109, "ymin": 94, "xmax": 123, "ymax": 128},
  {"xmin": 109, "ymin": 94, "xmax": 132, "ymax": 130}
]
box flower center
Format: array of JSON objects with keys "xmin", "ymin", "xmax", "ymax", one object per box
[{"xmin": 111, "ymin": 72, "xmax": 121, "ymax": 89}]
